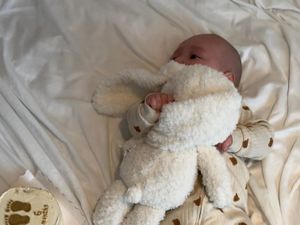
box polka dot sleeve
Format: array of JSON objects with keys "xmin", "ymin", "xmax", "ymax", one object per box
[
  {"xmin": 126, "ymin": 101, "xmax": 159, "ymax": 137},
  {"xmin": 228, "ymin": 105, "xmax": 274, "ymax": 160}
]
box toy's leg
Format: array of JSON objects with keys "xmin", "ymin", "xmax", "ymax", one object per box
[
  {"xmin": 122, "ymin": 204, "xmax": 165, "ymax": 225},
  {"xmin": 197, "ymin": 146, "xmax": 233, "ymax": 208},
  {"xmin": 93, "ymin": 180, "xmax": 132, "ymax": 225}
]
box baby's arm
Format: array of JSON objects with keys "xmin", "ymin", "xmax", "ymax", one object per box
[
  {"xmin": 126, "ymin": 93, "xmax": 174, "ymax": 137},
  {"xmin": 227, "ymin": 105, "xmax": 274, "ymax": 160}
]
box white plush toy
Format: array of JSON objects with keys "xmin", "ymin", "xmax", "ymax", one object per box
[{"xmin": 92, "ymin": 61, "xmax": 242, "ymax": 225}]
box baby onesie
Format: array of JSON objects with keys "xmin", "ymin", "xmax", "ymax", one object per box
[{"xmin": 127, "ymin": 101, "xmax": 273, "ymax": 225}]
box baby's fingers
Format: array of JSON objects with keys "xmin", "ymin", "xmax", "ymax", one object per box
[
  {"xmin": 146, "ymin": 93, "xmax": 160, "ymax": 110},
  {"xmin": 167, "ymin": 94, "xmax": 175, "ymax": 103},
  {"xmin": 145, "ymin": 93, "xmax": 174, "ymax": 112},
  {"xmin": 160, "ymin": 94, "xmax": 169, "ymax": 106},
  {"xmin": 153, "ymin": 95, "xmax": 162, "ymax": 110}
]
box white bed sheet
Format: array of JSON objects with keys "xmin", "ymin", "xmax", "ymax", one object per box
[{"xmin": 0, "ymin": 0, "xmax": 299, "ymax": 225}]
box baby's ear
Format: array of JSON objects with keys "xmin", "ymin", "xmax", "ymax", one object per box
[{"xmin": 223, "ymin": 71, "xmax": 235, "ymax": 83}]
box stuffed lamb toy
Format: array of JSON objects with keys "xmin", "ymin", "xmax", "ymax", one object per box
[{"xmin": 92, "ymin": 61, "xmax": 242, "ymax": 225}]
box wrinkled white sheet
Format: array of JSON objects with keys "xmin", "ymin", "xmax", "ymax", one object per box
[{"xmin": 0, "ymin": 0, "xmax": 299, "ymax": 225}]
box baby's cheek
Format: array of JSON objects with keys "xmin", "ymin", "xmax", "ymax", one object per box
[{"xmin": 173, "ymin": 58, "xmax": 194, "ymax": 65}]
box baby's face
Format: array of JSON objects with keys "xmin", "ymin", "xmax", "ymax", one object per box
[
  {"xmin": 170, "ymin": 34, "xmax": 241, "ymax": 86},
  {"xmin": 171, "ymin": 35, "xmax": 223, "ymax": 70},
  {"xmin": 171, "ymin": 37, "xmax": 218, "ymax": 69}
]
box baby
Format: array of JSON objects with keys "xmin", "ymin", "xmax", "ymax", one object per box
[{"xmin": 126, "ymin": 34, "xmax": 274, "ymax": 225}]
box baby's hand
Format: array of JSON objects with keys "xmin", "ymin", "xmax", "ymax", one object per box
[
  {"xmin": 216, "ymin": 135, "xmax": 233, "ymax": 153},
  {"xmin": 145, "ymin": 92, "xmax": 174, "ymax": 112}
]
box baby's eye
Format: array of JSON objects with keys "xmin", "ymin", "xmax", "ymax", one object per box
[{"xmin": 190, "ymin": 54, "xmax": 202, "ymax": 60}]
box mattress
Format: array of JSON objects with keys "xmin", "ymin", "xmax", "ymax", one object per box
[{"xmin": 0, "ymin": 0, "xmax": 299, "ymax": 224}]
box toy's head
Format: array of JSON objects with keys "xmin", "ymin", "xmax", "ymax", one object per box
[
  {"xmin": 146, "ymin": 62, "xmax": 242, "ymax": 152},
  {"xmin": 170, "ymin": 34, "xmax": 242, "ymax": 87},
  {"xmin": 160, "ymin": 61, "xmax": 236, "ymax": 102}
]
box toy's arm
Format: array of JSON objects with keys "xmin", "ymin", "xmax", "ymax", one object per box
[
  {"xmin": 124, "ymin": 184, "xmax": 143, "ymax": 204},
  {"xmin": 126, "ymin": 100, "xmax": 159, "ymax": 137},
  {"xmin": 229, "ymin": 105, "xmax": 274, "ymax": 160}
]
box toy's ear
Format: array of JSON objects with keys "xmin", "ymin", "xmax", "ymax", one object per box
[{"xmin": 92, "ymin": 69, "xmax": 166, "ymax": 117}]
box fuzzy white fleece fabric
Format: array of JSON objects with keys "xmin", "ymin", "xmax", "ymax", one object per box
[
  {"xmin": 92, "ymin": 69, "xmax": 166, "ymax": 117},
  {"xmin": 147, "ymin": 61, "xmax": 241, "ymax": 152},
  {"xmin": 92, "ymin": 61, "xmax": 242, "ymax": 225}
]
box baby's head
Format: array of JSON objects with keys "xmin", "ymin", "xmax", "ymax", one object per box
[{"xmin": 171, "ymin": 34, "xmax": 242, "ymax": 87}]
